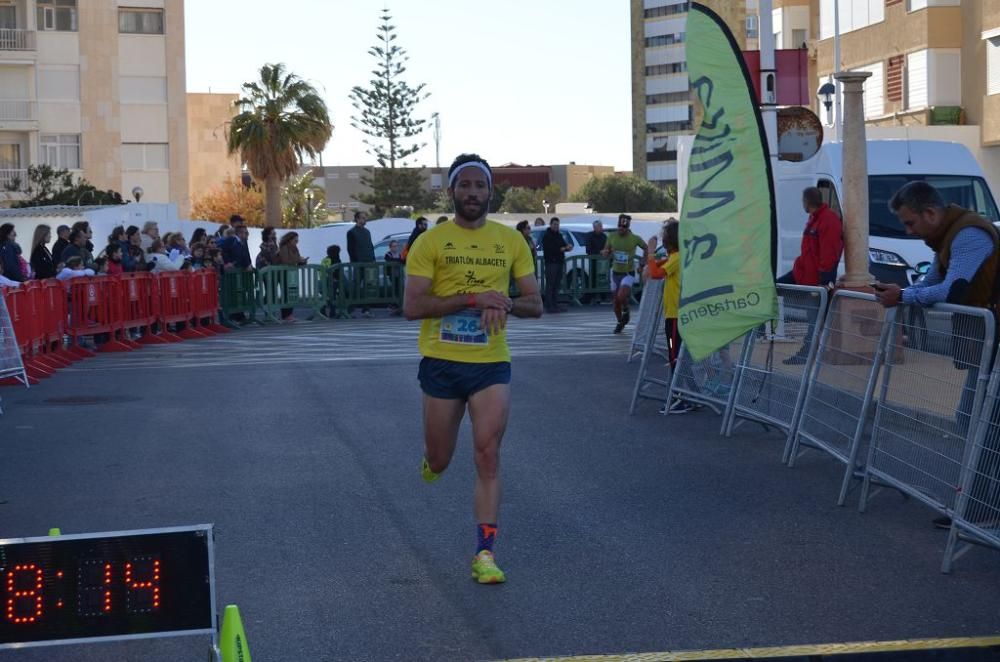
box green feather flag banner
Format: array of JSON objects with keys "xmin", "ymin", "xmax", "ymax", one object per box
[{"xmin": 678, "ymin": 3, "xmax": 778, "ymax": 361}]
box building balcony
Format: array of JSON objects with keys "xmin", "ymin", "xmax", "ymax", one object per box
[
  {"xmin": 0, "ymin": 169, "xmax": 28, "ymax": 192},
  {"xmin": 0, "ymin": 99, "xmax": 36, "ymax": 122},
  {"xmin": 0, "ymin": 28, "xmax": 36, "ymax": 52}
]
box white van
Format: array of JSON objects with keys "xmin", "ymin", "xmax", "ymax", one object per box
[{"xmin": 773, "ymin": 140, "xmax": 1000, "ymax": 286}]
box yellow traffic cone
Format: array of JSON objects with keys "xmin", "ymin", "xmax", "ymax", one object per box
[
  {"xmin": 219, "ymin": 604, "xmax": 252, "ymax": 662},
  {"xmin": 48, "ymin": 528, "xmax": 61, "ymax": 536}
]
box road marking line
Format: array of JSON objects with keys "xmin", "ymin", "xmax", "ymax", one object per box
[{"xmin": 496, "ymin": 636, "xmax": 1000, "ymax": 662}]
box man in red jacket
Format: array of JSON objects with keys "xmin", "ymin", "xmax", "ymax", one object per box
[{"xmin": 777, "ymin": 186, "xmax": 844, "ymax": 364}]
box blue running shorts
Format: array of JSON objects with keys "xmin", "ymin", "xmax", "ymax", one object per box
[{"xmin": 418, "ymin": 357, "xmax": 512, "ymax": 400}]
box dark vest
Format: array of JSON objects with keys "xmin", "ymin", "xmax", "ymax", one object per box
[{"xmin": 924, "ymin": 205, "xmax": 1000, "ymax": 308}]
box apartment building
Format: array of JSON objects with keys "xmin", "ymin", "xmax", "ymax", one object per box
[
  {"xmin": 0, "ymin": 0, "xmax": 189, "ymax": 211},
  {"xmin": 187, "ymin": 92, "xmax": 241, "ymax": 207},
  {"xmin": 813, "ymin": 1, "xmax": 1000, "ymax": 145},
  {"xmin": 630, "ymin": 0, "xmax": 749, "ymax": 189}
]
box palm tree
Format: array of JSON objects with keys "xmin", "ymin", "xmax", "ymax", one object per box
[{"xmin": 227, "ymin": 63, "xmax": 332, "ymax": 227}]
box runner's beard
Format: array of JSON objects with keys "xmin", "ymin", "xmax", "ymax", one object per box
[{"xmin": 453, "ymin": 194, "xmax": 488, "ymax": 222}]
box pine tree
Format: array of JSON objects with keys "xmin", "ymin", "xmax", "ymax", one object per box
[{"xmin": 349, "ymin": 9, "xmax": 431, "ymax": 214}]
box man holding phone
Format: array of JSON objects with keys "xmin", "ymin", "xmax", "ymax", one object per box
[
  {"xmin": 873, "ymin": 181, "xmax": 998, "ymax": 310},
  {"xmin": 874, "ymin": 181, "xmax": 1000, "ymax": 529}
]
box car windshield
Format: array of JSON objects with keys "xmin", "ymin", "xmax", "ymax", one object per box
[{"xmin": 869, "ymin": 175, "xmax": 1000, "ymax": 238}]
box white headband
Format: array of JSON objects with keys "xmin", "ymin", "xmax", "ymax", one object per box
[{"xmin": 448, "ymin": 162, "xmax": 493, "ymax": 191}]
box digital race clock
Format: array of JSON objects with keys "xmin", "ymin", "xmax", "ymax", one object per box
[{"xmin": 0, "ymin": 525, "xmax": 216, "ymax": 650}]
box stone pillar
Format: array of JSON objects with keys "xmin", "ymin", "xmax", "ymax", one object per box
[{"xmin": 834, "ymin": 71, "xmax": 872, "ymax": 289}]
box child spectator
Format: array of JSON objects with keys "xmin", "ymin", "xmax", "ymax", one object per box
[
  {"xmin": 384, "ymin": 240, "xmax": 402, "ymax": 262},
  {"xmin": 208, "ymin": 248, "xmax": 224, "ymax": 273},
  {"xmin": 105, "ymin": 245, "xmax": 124, "ymax": 276},
  {"xmin": 189, "ymin": 242, "xmax": 207, "ymax": 269},
  {"xmin": 57, "ymin": 256, "xmax": 96, "ymax": 281}
]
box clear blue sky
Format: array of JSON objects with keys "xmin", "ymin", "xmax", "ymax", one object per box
[{"xmin": 184, "ymin": 0, "xmax": 633, "ymax": 171}]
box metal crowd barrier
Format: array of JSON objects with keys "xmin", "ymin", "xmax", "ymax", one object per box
[
  {"xmin": 666, "ymin": 335, "xmax": 744, "ymax": 414},
  {"xmin": 628, "ymin": 276, "xmax": 667, "ymax": 363},
  {"xmin": 722, "ymin": 284, "xmax": 828, "ymax": 446},
  {"xmin": 331, "ymin": 262, "xmax": 405, "ymax": 318},
  {"xmin": 257, "ymin": 265, "xmax": 330, "ymax": 322},
  {"xmin": 785, "ymin": 290, "xmax": 896, "ymax": 505},
  {"xmin": 566, "ymin": 255, "xmax": 612, "ymax": 306},
  {"xmin": 628, "ymin": 279, "xmax": 669, "ymax": 413},
  {"xmin": 0, "ymin": 292, "xmax": 28, "ymax": 412},
  {"xmin": 944, "ymin": 355, "xmax": 1000, "ymax": 572},
  {"xmin": 860, "ymin": 303, "xmax": 994, "ymax": 528},
  {"xmin": 219, "ymin": 270, "xmax": 257, "ymax": 324}
]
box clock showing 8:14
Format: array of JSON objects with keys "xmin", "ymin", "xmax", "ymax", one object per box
[{"xmin": 0, "ymin": 526, "xmax": 216, "ymax": 649}]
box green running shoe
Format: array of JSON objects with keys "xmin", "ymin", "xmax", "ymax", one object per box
[
  {"xmin": 471, "ymin": 550, "xmax": 506, "ymax": 584},
  {"xmin": 421, "ymin": 457, "xmax": 440, "ymax": 483}
]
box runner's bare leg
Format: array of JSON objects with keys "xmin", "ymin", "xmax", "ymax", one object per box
[
  {"xmin": 423, "ymin": 395, "xmax": 466, "ymax": 474},
  {"xmin": 467, "ymin": 383, "xmax": 510, "ymax": 522}
]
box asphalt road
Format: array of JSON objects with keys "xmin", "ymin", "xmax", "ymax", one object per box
[{"xmin": 1, "ymin": 308, "xmax": 998, "ymax": 662}]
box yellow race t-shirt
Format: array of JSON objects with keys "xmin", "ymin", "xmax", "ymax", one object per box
[{"xmin": 406, "ymin": 220, "xmax": 535, "ymax": 363}]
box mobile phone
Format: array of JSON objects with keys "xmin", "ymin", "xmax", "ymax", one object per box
[{"xmin": 872, "ymin": 283, "xmax": 887, "ymax": 291}]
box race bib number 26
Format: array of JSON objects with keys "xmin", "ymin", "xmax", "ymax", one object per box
[{"xmin": 440, "ymin": 310, "xmax": 488, "ymax": 345}]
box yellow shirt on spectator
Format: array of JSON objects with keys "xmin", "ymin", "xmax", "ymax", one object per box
[
  {"xmin": 406, "ymin": 220, "xmax": 535, "ymax": 363},
  {"xmin": 663, "ymin": 252, "xmax": 681, "ymax": 318}
]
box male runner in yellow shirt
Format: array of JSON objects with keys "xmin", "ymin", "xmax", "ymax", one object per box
[{"xmin": 404, "ymin": 153, "xmax": 542, "ymax": 583}]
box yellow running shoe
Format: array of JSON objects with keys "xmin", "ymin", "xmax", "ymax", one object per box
[
  {"xmin": 471, "ymin": 550, "xmax": 506, "ymax": 584},
  {"xmin": 421, "ymin": 457, "xmax": 440, "ymax": 483}
]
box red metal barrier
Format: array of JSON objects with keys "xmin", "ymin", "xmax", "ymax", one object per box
[
  {"xmin": 1, "ymin": 285, "xmax": 42, "ymax": 384},
  {"xmin": 23, "ymin": 280, "xmax": 71, "ymax": 371},
  {"xmin": 190, "ymin": 269, "xmax": 228, "ymax": 335},
  {"xmin": 37, "ymin": 278, "xmax": 80, "ymax": 365},
  {"xmin": 21, "ymin": 282, "xmax": 57, "ymax": 378},
  {"xmin": 154, "ymin": 271, "xmax": 194, "ymax": 341},
  {"xmin": 117, "ymin": 273, "xmax": 168, "ymax": 346},
  {"xmin": 2, "ymin": 269, "xmax": 234, "ymax": 387},
  {"xmin": 64, "ymin": 277, "xmax": 133, "ymax": 353}
]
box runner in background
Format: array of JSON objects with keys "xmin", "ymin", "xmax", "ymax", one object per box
[{"xmin": 602, "ymin": 214, "xmax": 647, "ymax": 334}]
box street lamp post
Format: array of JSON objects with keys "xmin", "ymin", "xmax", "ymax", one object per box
[
  {"xmin": 542, "ymin": 199, "xmax": 550, "ymax": 215},
  {"xmin": 305, "ymin": 189, "xmax": 314, "ymax": 227},
  {"xmin": 817, "ymin": 80, "xmax": 836, "ymax": 127}
]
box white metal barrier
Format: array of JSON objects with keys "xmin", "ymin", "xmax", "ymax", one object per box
[
  {"xmin": 628, "ymin": 277, "xmax": 667, "ymax": 364},
  {"xmin": 784, "ymin": 290, "xmax": 896, "ymax": 505},
  {"xmin": 723, "ymin": 284, "xmax": 828, "ymax": 445},
  {"xmin": 860, "ymin": 304, "xmax": 995, "ymax": 524},
  {"xmin": 628, "ymin": 279, "xmax": 670, "ymax": 414},
  {"xmin": 0, "ymin": 294, "xmax": 29, "ymax": 415}
]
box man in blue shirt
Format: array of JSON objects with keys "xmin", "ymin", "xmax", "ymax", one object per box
[{"xmin": 874, "ymin": 181, "xmax": 1000, "ymax": 529}]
